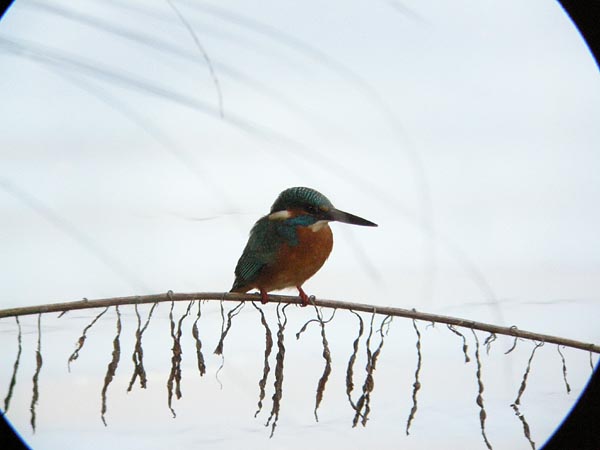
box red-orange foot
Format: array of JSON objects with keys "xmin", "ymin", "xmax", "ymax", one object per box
[
  {"xmin": 297, "ymin": 286, "xmax": 310, "ymax": 307},
  {"xmin": 260, "ymin": 288, "xmax": 269, "ymax": 304}
]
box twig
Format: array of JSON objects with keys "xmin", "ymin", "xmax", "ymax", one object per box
[
  {"xmin": 513, "ymin": 342, "xmax": 544, "ymax": 406},
  {"xmin": 311, "ymin": 303, "xmax": 333, "ymax": 422},
  {"xmin": 266, "ymin": 303, "xmax": 290, "ymax": 437},
  {"xmin": 30, "ymin": 314, "xmax": 43, "ymax": 433},
  {"xmin": 165, "ymin": 0, "xmax": 224, "ymax": 118},
  {"xmin": 472, "ymin": 330, "xmax": 492, "ymax": 450},
  {"xmin": 213, "ymin": 300, "xmax": 244, "ymax": 390},
  {"xmin": 68, "ymin": 306, "xmax": 109, "ymax": 371},
  {"xmin": 213, "ymin": 301, "xmax": 245, "ymax": 355},
  {"xmin": 556, "ymin": 346, "xmax": 571, "ymax": 394},
  {"xmin": 252, "ymin": 302, "xmax": 273, "ymax": 417},
  {"xmin": 295, "ymin": 309, "xmax": 336, "ymax": 340},
  {"xmin": 352, "ymin": 312, "xmax": 375, "ymax": 428},
  {"xmin": 127, "ymin": 302, "xmax": 159, "ymax": 391},
  {"xmin": 483, "ymin": 333, "xmax": 497, "ymax": 355},
  {"xmin": 505, "ymin": 334, "xmax": 520, "ymax": 355},
  {"xmin": 352, "ymin": 314, "xmax": 391, "ymax": 427},
  {"xmin": 511, "ymin": 342, "xmax": 544, "ymax": 450},
  {"xmin": 406, "ymin": 318, "xmax": 423, "ymax": 435},
  {"xmin": 0, "ymin": 292, "xmax": 598, "ymax": 353},
  {"xmin": 101, "ymin": 306, "xmax": 122, "ymax": 426},
  {"xmin": 3, "ymin": 316, "xmax": 22, "ymax": 412},
  {"xmin": 191, "ymin": 301, "xmax": 206, "ymax": 377},
  {"xmin": 447, "ymin": 324, "xmax": 470, "ymax": 363},
  {"xmin": 167, "ymin": 300, "xmax": 193, "ymax": 418},
  {"xmin": 346, "ymin": 310, "xmax": 364, "ymax": 415}
]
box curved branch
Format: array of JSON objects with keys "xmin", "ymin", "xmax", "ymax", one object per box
[{"xmin": 0, "ymin": 292, "xmax": 598, "ymax": 354}]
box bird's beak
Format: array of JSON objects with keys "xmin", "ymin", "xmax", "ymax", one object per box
[{"xmin": 326, "ymin": 208, "xmax": 378, "ymax": 227}]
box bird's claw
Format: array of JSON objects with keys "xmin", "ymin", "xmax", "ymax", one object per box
[
  {"xmin": 297, "ymin": 286, "xmax": 312, "ymax": 307},
  {"xmin": 260, "ymin": 289, "xmax": 269, "ymax": 304}
]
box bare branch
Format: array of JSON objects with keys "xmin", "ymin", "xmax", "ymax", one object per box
[{"xmin": 0, "ymin": 292, "xmax": 598, "ymax": 354}]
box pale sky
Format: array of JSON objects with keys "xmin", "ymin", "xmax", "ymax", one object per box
[{"xmin": 1, "ymin": 1, "xmax": 599, "ymax": 449}]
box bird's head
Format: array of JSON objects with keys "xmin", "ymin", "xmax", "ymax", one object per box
[{"xmin": 269, "ymin": 187, "xmax": 377, "ymax": 227}]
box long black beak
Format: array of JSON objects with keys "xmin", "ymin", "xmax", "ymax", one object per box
[{"xmin": 326, "ymin": 208, "xmax": 378, "ymax": 227}]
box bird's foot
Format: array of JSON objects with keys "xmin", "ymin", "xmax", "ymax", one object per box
[
  {"xmin": 260, "ymin": 289, "xmax": 269, "ymax": 304},
  {"xmin": 296, "ymin": 286, "xmax": 312, "ymax": 307}
]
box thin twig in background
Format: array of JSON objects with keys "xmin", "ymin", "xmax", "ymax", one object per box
[{"xmin": 165, "ymin": 0, "xmax": 224, "ymax": 118}]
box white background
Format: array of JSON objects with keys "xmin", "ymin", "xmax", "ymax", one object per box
[{"xmin": 1, "ymin": 0, "xmax": 599, "ymax": 449}]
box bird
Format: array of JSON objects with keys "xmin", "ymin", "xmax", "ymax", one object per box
[{"xmin": 231, "ymin": 187, "xmax": 377, "ymax": 306}]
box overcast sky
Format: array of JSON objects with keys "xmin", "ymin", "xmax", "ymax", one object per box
[{"xmin": 1, "ymin": 1, "xmax": 599, "ymax": 449}]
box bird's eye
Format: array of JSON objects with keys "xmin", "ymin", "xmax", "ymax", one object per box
[{"xmin": 306, "ymin": 205, "xmax": 319, "ymax": 214}]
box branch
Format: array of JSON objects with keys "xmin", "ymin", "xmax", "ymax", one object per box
[{"xmin": 0, "ymin": 292, "xmax": 598, "ymax": 354}]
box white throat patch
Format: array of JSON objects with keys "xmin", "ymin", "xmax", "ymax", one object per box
[{"xmin": 309, "ymin": 220, "xmax": 329, "ymax": 232}]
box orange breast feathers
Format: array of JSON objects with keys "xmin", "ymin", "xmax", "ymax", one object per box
[{"xmin": 257, "ymin": 223, "xmax": 333, "ymax": 292}]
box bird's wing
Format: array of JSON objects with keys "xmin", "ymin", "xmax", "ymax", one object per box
[{"xmin": 231, "ymin": 217, "xmax": 293, "ymax": 291}]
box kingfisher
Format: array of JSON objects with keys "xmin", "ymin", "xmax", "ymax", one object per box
[{"xmin": 231, "ymin": 187, "xmax": 377, "ymax": 306}]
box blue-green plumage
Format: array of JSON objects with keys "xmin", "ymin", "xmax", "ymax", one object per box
[
  {"xmin": 232, "ymin": 187, "xmax": 333, "ymax": 291},
  {"xmin": 230, "ymin": 186, "xmax": 377, "ymax": 305},
  {"xmin": 270, "ymin": 187, "xmax": 333, "ymax": 214},
  {"xmin": 231, "ymin": 214, "xmax": 320, "ymax": 291}
]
